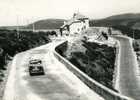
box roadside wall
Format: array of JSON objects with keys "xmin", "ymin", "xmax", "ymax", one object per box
[
  {"xmin": 113, "ymin": 40, "xmax": 120, "ymax": 89},
  {"xmin": 54, "ymin": 41, "xmax": 133, "ymax": 100}
]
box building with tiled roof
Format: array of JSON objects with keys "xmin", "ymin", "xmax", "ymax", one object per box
[{"xmin": 60, "ymin": 13, "xmax": 89, "ymax": 36}]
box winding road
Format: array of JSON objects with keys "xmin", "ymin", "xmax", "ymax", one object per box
[
  {"xmin": 3, "ymin": 39, "xmax": 104, "ymax": 100},
  {"xmin": 115, "ymin": 36, "xmax": 140, "ymax": 100},
  {"xmin": 4, "ymin": 35, "xmax": 140, "ymax": 100}
]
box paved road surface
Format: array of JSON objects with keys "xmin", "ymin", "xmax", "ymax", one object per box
[
  {"xmin": 115, "ymin": 36, "xmax": 140, "ymax": 100},
  {"xmin": 3, "ymin": 40, "xmax": 104, "ymax": 100}
]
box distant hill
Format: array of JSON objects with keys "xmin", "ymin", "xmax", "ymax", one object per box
[
  {"xmin": 26, "ymin": 19, "xmax": 65, "ymax": 29},
  {"xmin": 3, "ymin": 13, "xmax": 140, "ymax": 30},
  {"xmin": 105, "ymin": 13, "xmax": 140, "ymax": 20},
  {"xmin": 90, "ymin": 13, "xmax": 140, "ymax": 29},
  {"xmin": 0, "ymin": 19, "xmax": 65, "ymax": 30},
  {"xmin": 0, "ymin": 26, "xmax": 25, "ymax": 30}
]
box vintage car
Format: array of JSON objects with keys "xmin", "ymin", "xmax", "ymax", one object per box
[{"xmin": 28, "ymin": 59, "xmax": 45, "ymax": 76}]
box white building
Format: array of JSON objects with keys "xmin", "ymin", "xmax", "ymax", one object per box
[{"xmin": 60, "ymin": 13, "xmax": 89, "ymax": 36}]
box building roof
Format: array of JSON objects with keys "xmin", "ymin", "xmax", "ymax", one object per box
[{"xmin": 60, "ymin": 13, "xmax": 89, "ymax": 28}]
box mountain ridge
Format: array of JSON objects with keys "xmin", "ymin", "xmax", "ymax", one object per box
[
  {"xmin": 1, "ymin": 13, "xmax": 140, "ymax": 30},
  {"xmin": 25, "ymin": 18, "xmax": 66, "ymax": 29},
  {"xmin": 90, "ymin": 13, "xmax": 140, "ymax": 29},
  {"xmin": 0, "ymin": 19, "xmax": 66, "ymax": 30}
]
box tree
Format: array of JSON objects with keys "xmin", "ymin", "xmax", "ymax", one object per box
[
  {"xmin": 51, "ymin": 31, "xmax": 57, "ymax": 37},
  {"xmin": 108, "ymin": 27, "xmax": 112, "ymax": 35},
  {"xmin": 101, "ymin": 31, "xmax": 108, "ymax": 40}
]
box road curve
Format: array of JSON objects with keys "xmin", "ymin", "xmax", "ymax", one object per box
[
  {"xmin": 115, "ymin": 36, "xmax": 140, "ymax": 100},
  {"xmin": 3, "ymin": 40, "xmax": 104, "ymax": 100}
]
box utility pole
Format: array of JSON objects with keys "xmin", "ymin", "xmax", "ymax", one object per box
[
  {"xmin": 133, "ymin": 30, "xmax": 135, "ymax": 39},
  {"xmin": 32, "ymin": 22, "xmax": 35, "ymax": 32},
  {"xmin": 16, "ymin": 15, "xmax": 20, "ymax": 38},
  {"xmin": 108, "ymin": 27, "xmax": 112, "ymax": 35},
  {"xmin": 26, "ymin": 18, "xmax": 29, "ymax": 29},
  {"xmin": 32, "ymin": 17, "xmax": 35, "ymax": 32}
]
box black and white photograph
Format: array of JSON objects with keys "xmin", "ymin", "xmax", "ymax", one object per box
[{"xmin": 0, "ymin": 0, "xmax": 140, "ymax": 100}]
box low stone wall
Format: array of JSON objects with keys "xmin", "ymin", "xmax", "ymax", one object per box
[
  {"xmin": 54, "ymin": 41, "xmax": 133, "ymax": 100},
  {"xmin": 113, "ymin": 40, "xmax": 120, "ymax": 89}
]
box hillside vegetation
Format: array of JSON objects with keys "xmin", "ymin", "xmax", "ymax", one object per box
[
  {"xmin": 0, "ymin": 29, "xmax": 53, "ymax": 81},
  {"xmin": 58, "ymin": 39, "xmax": 116, "ymax": 91}
]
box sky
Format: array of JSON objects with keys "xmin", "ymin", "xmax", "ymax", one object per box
[{"xmin": 0, "ymin": 0, "xmax": 140, "ymax": 26}]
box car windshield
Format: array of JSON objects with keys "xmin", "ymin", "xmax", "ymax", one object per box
[{"xmin": 29, "ymin": 59, "xmax": 42, "ymax": 64}]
